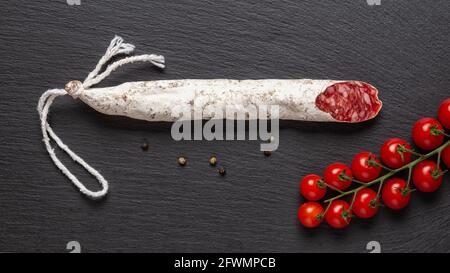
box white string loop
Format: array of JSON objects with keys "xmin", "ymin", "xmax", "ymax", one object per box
[
  {"xmin": 37, "ymin": 36, "xmax": 165, "ymax": 199},
  {"xmin": 37, "ymin": 89, "xmax": 109, "ymax": 199}
]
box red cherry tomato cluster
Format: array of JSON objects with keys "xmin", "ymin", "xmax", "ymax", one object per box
[{"xmin": 298, "ymin": 98, "xmax": 450, "ymax": 229}]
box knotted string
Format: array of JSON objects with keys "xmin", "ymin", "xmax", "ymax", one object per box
[{"xmin": 37, "ymin": 36, "xmax": 165, "ymax": 199}]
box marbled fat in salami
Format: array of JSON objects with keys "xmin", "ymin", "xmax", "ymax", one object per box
[{"xmin": 315, "ymin": 81, "xmax": 382, "ymax": 122}]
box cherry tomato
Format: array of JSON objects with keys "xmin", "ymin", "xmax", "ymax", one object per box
[
  {"xmin": 325, "ymin": 200, "xmax": 352, "ymax": 228},
  {"xmin": 438, "ymin": 98, "xmax": 450, "ymax": 129},
  {"xmin": 382, "ymin": 178, "xmax": 411, "ymax": 210},
  {"xmin": 351, "ymin": 152, "xmax": 382, "ymax": 182},
  {"xmin": 323, "ymin": 163, "xmax": 353, "ymax": 191},
  {"xmin": 443, "ymin": 146, "xmax": 450, "ymax": 168},
  {"xmin": 412, "ymin": 118, "xmax": 444, "ymax": 150},
  {"xmin": 412, "ymin": 160, "xmax": 443, "ymax": 192},
  {"xmin": 380, "ymin": 138, "xmax": 413, "ymax": 169},
  {"xmin": 300, "ymin": 174, "xmax": 327, "ymax": 201},
  {"xmin": 297, "ymin": 202, "xmax": 324, "ymax": 228},
  {"xmin": 352, "ymin": 188, "xmax": 379, "ymax": 219}
]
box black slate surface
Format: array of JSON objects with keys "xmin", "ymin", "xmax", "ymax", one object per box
[{"xmin": 0, "ymin": 0, "xmax": 449, "ymax": 253}]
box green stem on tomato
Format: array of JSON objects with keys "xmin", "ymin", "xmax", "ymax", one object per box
[
  {"xmin": 368, "ymin": 157, "xmax": 393, "ymax": 172},
  {"xmin": 376, "ymin": 179, "xmax": 385, "ymax": 199},
  {"xmin": 348, "ymin": 189, "xmax": 358, "ymax": 212},
  {"xmin": 378, "ymin": 164, "xmax": 393, "ymax": 172},
  {"xmin": 351, "ymin": 179, "xmax": 367, "ymax": 186},
  {"xmin": 340, "ymin": 172, "xmax": 366, "ymax": 185},
  {"xmin": 324, "ymin": 183, "xmax": 345, "ymax": 194},
  {"xmin": 405, "ymin": 165, "xmax": 413, "ymax": 189},
  {"xmin": 437, "ymin": 150, "xmax": 442, "ymax": 168},
  {"xmin": 320, "ymin": 201, "xmax": 333, "ymax": 219},
  {"xmin": 324, "ymin": 139, "xmax": 450, "ymax": 203},
  {"xmin": 431, "ymin": 126, "xmax": 450, "ymax": 138},
  {"xmin": 404, "ymin": 148, "xmax": 424, "ymax": 157}
]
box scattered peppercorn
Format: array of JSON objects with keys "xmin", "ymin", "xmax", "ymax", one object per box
[
  {"xmin": 218, "ymin": 167, "xmax": 226, "ymax": 176},
  {"xmin": 209, "ymin": 156, "xmax": 217, "ymax": 166},
  {"xmin": 178, "ymin": 156, "xmax": 187, "ymax": 166},
  {"xmin": 141, "ymin": 140, "xmax": 149, "ymax": 151},
  {"xmin": 262, "ymin": 136, "xmax": 275, "ymax": 156}
]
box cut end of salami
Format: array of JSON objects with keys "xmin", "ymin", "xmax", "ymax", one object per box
[{"xmin": 315, "ymin": 81, "xmax": 382, "ymax": 123}]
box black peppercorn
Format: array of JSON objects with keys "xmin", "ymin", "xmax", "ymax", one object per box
[
  {"xmin": 209, "ymin": 156, "xmax": 217, "ymax": 166},
  {"xmin": 218, "ymin": 167, "xmax": 226, "ymax": 176},
  {"xmin": 141, "ymin": 140, "xmax": 149, "ymax": 151},
  {"xmin": 178, "ymin": 156, "xmax": 187, "ymax": 166}
]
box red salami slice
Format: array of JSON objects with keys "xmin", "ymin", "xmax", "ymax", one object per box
[{"xmin": 315, "ymin": 81, "xmax": 382, "ymax": 122}]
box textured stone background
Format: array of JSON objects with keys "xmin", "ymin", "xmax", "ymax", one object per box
[{"xmin": 0, "ymin": 0, "xmax": 449, "ymax": 252}]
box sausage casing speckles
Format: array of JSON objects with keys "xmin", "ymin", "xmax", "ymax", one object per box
[{"xmin": 73, "ymin": 79, "xmax": 382, "ymax": 123}]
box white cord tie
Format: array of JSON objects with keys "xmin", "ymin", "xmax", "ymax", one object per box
[
  {"xmin": 37, "ymin": 36, "xmax": 165, "ymax": 199},
  {"xmin": 64, "ymin": 80, "xmax": 84, "ymax": 99}
]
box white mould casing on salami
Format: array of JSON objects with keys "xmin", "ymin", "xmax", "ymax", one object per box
[{"xmin": 68, "ymin": 79, "xmax": 382, "ymax": 123}]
